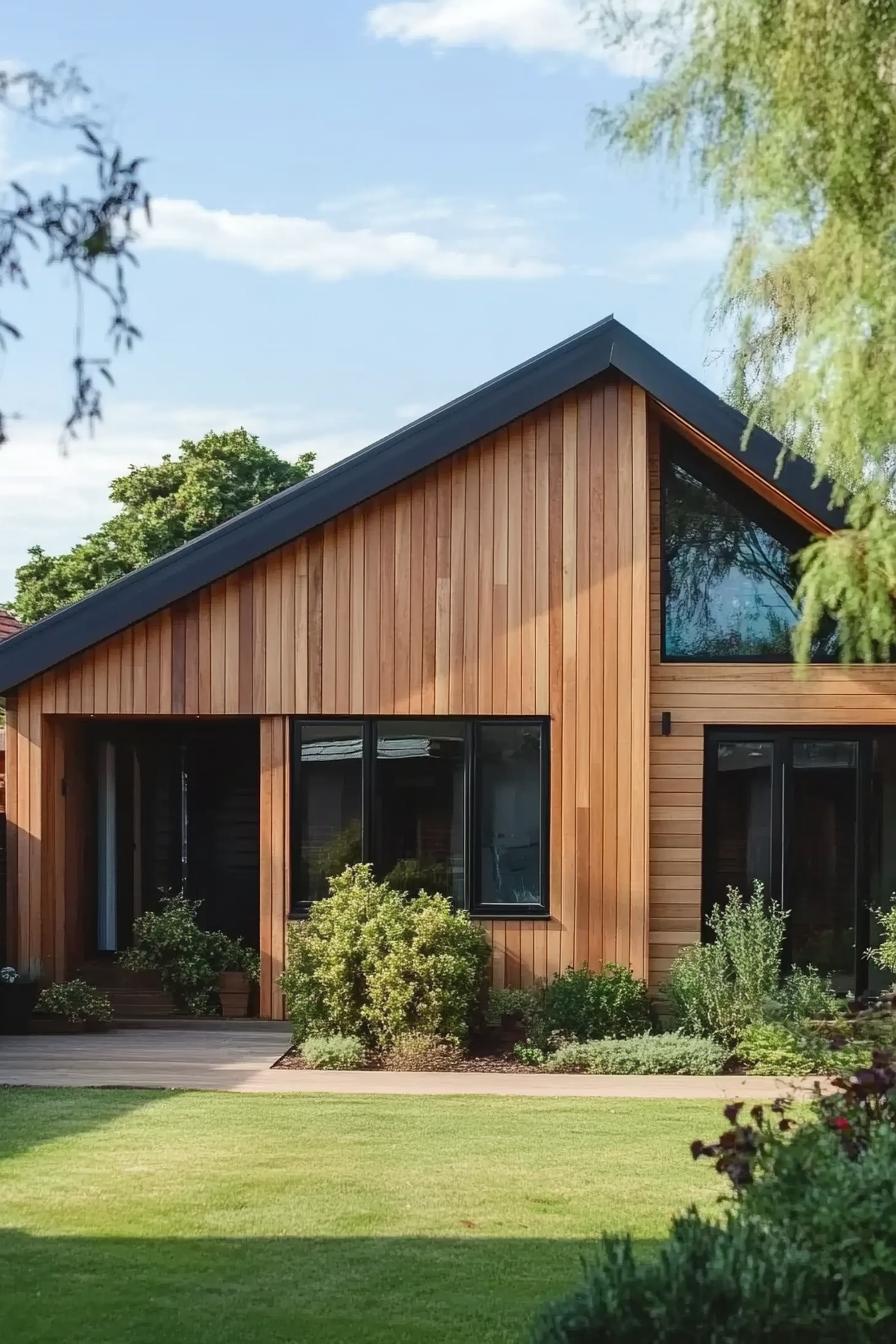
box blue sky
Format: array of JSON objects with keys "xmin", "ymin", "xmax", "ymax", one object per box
[{"xmin": 0, "ymin": 0, "xmax": 726, "ymax": 600}]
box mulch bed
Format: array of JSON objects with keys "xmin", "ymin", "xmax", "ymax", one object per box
[{"xmin": 275, "ymin": 1049, "xmax": 541, "ymax": 1074}]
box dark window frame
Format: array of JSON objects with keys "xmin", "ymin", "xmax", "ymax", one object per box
[
  {"xmin": 660, "ymin": 430, "xmax": 836, "ymax": 664},
  {"xmin": 703, "ymin": 726, "xmax": 876, "ymax": 996},
  {"xmin": 290, "ymin": 715, "xmax": 550, "ymax": 920}
]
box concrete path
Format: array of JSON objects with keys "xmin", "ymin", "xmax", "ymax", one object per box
[{"xmin": 0, "ymin": 1026, "xmax": 824, "ymax": 1099}]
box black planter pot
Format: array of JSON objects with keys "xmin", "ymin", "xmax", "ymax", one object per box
[{"xmin": 0, "ymin": 981, "xmax": 40, "ymax": 1034}]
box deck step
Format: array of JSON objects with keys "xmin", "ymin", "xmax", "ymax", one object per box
[{"xmin": 77, "ymin": 964, "xmax": 178, "ymax": 1017}]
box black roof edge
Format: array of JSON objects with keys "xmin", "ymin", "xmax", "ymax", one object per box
[{"xmin": 0, "ymin": 315, "xmax": 843, "ymax": 693}]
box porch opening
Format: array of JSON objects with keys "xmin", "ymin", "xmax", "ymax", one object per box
[{"xmin": 84, "ymin": 719, "xmax": 260, "ymax": 961}]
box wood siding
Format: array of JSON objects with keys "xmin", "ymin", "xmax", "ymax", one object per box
[
  {"xmin": 648, "ymin": 408, "xmax": 896, "ymax": 984},
  {"xmin": 4, "ymin": 374, "xmax": 651, "ymax": 1012}
]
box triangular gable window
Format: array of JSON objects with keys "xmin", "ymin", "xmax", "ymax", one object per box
[{"xmin": 661, "ymin": 433, "xmax": 837, "ymax": 661}]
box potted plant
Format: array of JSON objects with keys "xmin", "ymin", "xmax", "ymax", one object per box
[
  {"xmin": 212, "ymin": 934, "xmax": 260, "ymax": 1018},
  {"xmin": 0, "ymin": 965, "xmax": 42, "ymax": 1034},
  {"xmin": 34, "ymin": 978, "xmax": 113, "ymax": 1032}
]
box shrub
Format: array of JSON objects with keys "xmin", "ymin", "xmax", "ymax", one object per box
[
  {"xmin": 280, "ymin": 864, "xmax": 490, "ymax": 1047},
  {"xmin": 380, "ymin": 1031, "xmax": 465, "ymax": 1071},
  {"xmin": 540, "ymin": 964, "xmax": 651, "ymax": 1045},
  {"xmin": 485, "ymin": 985, "xmax": 545, "ymax": 1032},
  {"xmin": 300, "ymin": 1034, "xmax": 365, "ymax": 1069},
  {"xmin": 513, "ymin": 1042, "xmax": 547, "ymax": 1067},
  {"xmin": 867, "ymin": 904, "xmax": 896, "ymax": 980},
  {"xmin": 769, "ymin": 963, "xmax": 842, "ymax": 1022},
  {"xmin": 666, "ymin": 882, "xmax": 787, "ymax": 1043},
  {"xmin": 532, "ymin": 1207, "xmax": 843, "ymax": 1344},
  {"xmin": 534, "ymin": 1062, "xmax": 896, "ymax": 1343},
  {"xmin": 35, "ymin": 978, "xmax": 112, "ymax": 1025},
  {"xmin": 121, "ymin": 892, "xmax": 257, "ymax": 1014},
  {"xmin": 208, "ymin": 931, "xmax": 260, "ymax": 982},
  {"xmin": 544, "ymin": 1033, "xmax": 726, "ymax": 1076},
  {"xmin": 737, "ymin": 1021, "xmax": 871, "ymax": 1076}
]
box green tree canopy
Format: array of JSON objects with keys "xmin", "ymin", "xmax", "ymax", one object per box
[
  {"xmin": 592, "ymin": 0, "xmax": 896, "ymax": 661},
  {"xmin": 11, "ymin": 429, "xmax": 314, "ymax": 623}
]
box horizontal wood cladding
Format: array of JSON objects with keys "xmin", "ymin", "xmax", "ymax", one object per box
[
  {"xmin": 647, "ymin": 409, "xmax": 896, "ymax": 985},
  {"xmin": 5, "ymin": 374, "xmax": 651, "ymax": 1000}
]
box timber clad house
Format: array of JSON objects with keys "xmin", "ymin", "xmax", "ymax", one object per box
[{"xmin": 1, "ymin": 316, "xmax": 894, "ymax": 1019}]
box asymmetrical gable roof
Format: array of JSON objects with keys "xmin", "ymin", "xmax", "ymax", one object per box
[{"xmin": 0, "ymin": 316, "xmax": 842, "ymax": 693}]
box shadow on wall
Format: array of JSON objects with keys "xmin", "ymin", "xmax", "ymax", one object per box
[{"xmin": 0, "ymin": 1229, "xmax": 639, "ymax": 1344}]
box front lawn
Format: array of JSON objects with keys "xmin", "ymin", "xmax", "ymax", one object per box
[{"xmin": 0, "ymin": 1088, "xmax": 722, "ymax": 1343}]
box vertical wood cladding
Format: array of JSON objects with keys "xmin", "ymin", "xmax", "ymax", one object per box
[{"xmin": 5, "ymin": 374, "xmax": 651, "ymax": 1010}]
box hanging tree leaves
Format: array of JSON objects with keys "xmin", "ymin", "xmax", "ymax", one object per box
[
  {"xmin": 0, "ymin": 63, "xmax": 149, "ymax": 446},
  {"xmin": 590, "ymin": 0, "xmax": 896, "ymax": 661}
]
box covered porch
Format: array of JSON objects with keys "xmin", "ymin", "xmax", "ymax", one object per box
[{"xmin": 3, "ymin": 714, "xmax": 290, "ymax": 1018}]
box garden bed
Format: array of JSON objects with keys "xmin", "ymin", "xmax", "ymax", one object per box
[{"xmin": 275, "ymin": 1048, "xmax": 542, "ymax": 1074}]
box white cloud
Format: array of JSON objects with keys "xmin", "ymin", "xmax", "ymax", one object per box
[
  {"xmin": 142, "ymin": 196, "xmax": 561, "ymax": 281},
  {"xmin": 0, "ymin": 401, "xmax": 377, "ymax": 599},
  {"xmin": 367, "ymin": 0, "xmax": 665, "ymax": 77},
  {"xmin": 589, "ymin": 225, "xmax": 729, "ymax": 283}
]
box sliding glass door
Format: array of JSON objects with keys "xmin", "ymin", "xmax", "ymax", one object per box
[{"xmin": 705, "ymin": 729, "xmax": 896, "ymax": 995}]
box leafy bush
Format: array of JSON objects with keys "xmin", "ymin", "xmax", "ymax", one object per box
[
  {"xmin": 380, "ymin": 1031, "xmax": 465, "ymax": 1071},
  {"xmin": 867, "ymin": 905, "xmax": 896, "ymax": 980},
  {"xmin": 666, "ymin": 882, "xmax": 787, "ymax": 1043},
  {"xmin": 280, "ymin": 864, "xmax": 490, "ymax": 1047},
  {"xmin": 737, "ymin": 1020, "xmax": 871, "ymax": 1076},
  {"xmin": 208, "ymin": 931, "xmax": 260, "ymax": 982},
  {"xmin": 532, "ymin": 1207, "xmax": 843, "ymax": 1343},
  {"xmin": 485, "ymin": 985, "xmax": 545, "ymax": 1032},
  {"xmin": 540, "ymin": 964, "xmax": 651, "ymax": 1045},
  {"xmin": 120, "ymin": 892, "xmax": 258, "ymax": 1014},
  {"xmin": 513, "ymin": 1042, "xmax": 547, "ymax": 1067},
  {"xmin": 534, "ymin": 1060, "xmax": 896, "ymax": 1342},
  {"xmin": 769, "ymin": 963, "xmax": 842, "ymax": 1022},
  {"xmin": 544, "ymin": 1033, "xmax": 726, "ymax": 1076},
  {"xmin": 300, "ymin": 1034, "xmax": 365, "ymax": 1069},
  {"xmin": 36, "ymin": 978, "xmax": 112, "ymax": 1025}
]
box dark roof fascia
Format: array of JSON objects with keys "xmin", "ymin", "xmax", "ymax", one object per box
[
  {"xmin": 607, "ymin": 323, "xmax": 843, "ymax": 528},
  {"xmin": 0, "ymin": 315, "xmax": 841, "ymax": 693}
]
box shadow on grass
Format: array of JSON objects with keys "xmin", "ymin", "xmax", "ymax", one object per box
[
  {"xmin": 0, "ymin": 1086, "xmax": 162, "ymax": 1163},
  {"xmin": 0, "ymin": 1229, "xmax": 664, "ymax": 1344}
]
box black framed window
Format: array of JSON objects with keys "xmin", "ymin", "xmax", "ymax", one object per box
[
  {"xmin": 291, "ymin": 717, "xmax": 549, "ymax": 918},
  {"xmin": 661, "ymin": 432, "xmax": 837, "ymax": 662},
  {"xmin": 476, "ymin": 722, "xmax": 546, "ymax": 911},
  {"xmin": 294, "ymin": 721, "xmax": 363, "ymax": 910},
  {"xmin": 705, "ymin": 727, "xmax": 896, "ymax": 997}
]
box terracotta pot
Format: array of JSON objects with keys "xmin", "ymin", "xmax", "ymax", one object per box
[
  {"xmin": 218, "ymin": 970, "xmax": 251, "ymax": 1018},
  {"xmin": 0, "ymin": 981, "xmax": 40, "ymax": 1035}
]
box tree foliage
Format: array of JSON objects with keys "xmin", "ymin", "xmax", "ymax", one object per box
[
  {"xmin": 0, "ymin": 63, "xmax": 149, "ymax": 445},
  {"xmin": 592, "ymin": 0, "xmax": 896, "ymax": 661},
  {"xmin": 11, "ymin": 429, "xmax": 314, "ymax": 622}
]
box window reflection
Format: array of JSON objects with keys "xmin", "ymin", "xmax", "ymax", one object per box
[
  {"xmin": 296, "ymin": 723, "xmax": 363, "ymax": 906},
  {"xmin": 662, "ymin": 440, "xmax": 837, "ymax": 660},
  {"xmin": 477, "ymin": 723, "xmax": 544, "ymax": 908},
  {"xmin": 373, "ymin": 720, "xmax": 465, "ymax": 905}
]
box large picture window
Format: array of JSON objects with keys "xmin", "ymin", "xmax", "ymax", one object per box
[
  {"xmin": 292, "ymin": 717, "xmax": 549, "ymax": 917},
  {"xmin": 661, "ymin": 433, "xmax": 837, "ymax": 661}
]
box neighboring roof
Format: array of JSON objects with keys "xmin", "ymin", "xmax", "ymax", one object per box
[
  {"xmin": 0, "ymin": 315, "xmax": 843, "ymax": 693},
  {"xmin": 0, "ymin": 610, "xmax": 22, "ymax": 643}
]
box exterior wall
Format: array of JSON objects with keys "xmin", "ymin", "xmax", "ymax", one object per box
[
  {"xmin": 4, "ymin": 373, "xmax": 651, "ymax": 1013},
  {"xmin": 647, "ymin": 409, "xmax": 896, "ymax": 984}
]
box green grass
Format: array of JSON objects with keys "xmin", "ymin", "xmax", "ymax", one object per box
[{"xmin": 0, "ymin": 1087, "xmax": 725, "ymax": 1343}]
